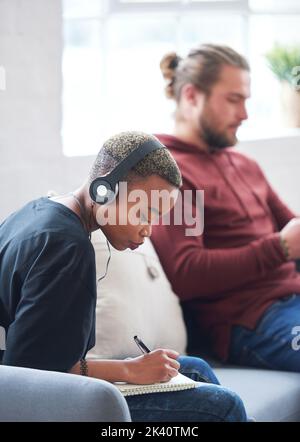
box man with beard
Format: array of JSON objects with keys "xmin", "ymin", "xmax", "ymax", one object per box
[{"xmin": 151, "ymin": 44, "xmax": 300, "ymax": 371}]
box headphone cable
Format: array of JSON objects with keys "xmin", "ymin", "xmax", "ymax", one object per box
[{"xmin": 97, "ymin": 239, "xmax": 111, "ymax": 283}]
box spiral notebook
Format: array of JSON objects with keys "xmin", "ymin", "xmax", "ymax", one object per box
[{"xmin": 113, "ymin": 373, "xmax": 202, "ymax": 397}]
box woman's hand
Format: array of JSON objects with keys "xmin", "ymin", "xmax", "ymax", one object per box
[{"xmin": 124, "ymin": 348, "xmax": 180, "ymax": 384}]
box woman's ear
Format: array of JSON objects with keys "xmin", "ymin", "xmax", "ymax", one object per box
[{"xmin": 94, "ymin": 200, "xmax": 119, "ymax": 228}]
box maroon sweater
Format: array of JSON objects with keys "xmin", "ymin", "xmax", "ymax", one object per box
[{"xmin": 151, "ymin": 134, "xmax": 300, "ymax": 361}]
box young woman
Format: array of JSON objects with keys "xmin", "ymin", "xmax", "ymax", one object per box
[{"xmin": 0, "ymin": 131, "xmax": 247, "ymax": 422}]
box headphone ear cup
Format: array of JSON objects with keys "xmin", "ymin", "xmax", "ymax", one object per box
[
  {"xmin": 89, "ymin": 178, "xmax": 117, "ymax": 205},
  {"xmin": 104, "ymin": 184, "xmax": 118, "ymax": 205}
]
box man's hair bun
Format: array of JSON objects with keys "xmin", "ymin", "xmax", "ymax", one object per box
[{"xmin": 160, "ymin": 52, "xmax": 182, "ymax": 99}]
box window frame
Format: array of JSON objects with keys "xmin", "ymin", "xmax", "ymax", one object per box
[
  {"xmin": 109, "ymin": 0, "xmax": 249, "ymax": 14},
  {"xmin": 62, "ymin": 0, "xmax": 300, "ymax": 156}
]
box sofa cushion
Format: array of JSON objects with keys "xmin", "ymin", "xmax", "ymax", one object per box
[
  {"xmin": 88, "ymin": 230, "xmax": 187, "ymax": 359},
  {"xmin": 214, "ymin": 367, "xmax": 300, "ymax": 422}
]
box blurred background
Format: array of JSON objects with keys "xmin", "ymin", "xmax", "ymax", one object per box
[{"xmin": 0, "ymin": 0, "xmax": 299, "ymax": 221}]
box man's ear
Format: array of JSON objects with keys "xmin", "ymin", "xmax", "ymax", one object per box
[{"xmin": 181, "ymin": 83, "xmax": 204, "ymax": 107}]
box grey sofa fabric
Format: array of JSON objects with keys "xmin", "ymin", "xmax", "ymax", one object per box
[
  {"xmin": 214, "ymin": 366, "xmax": 300, "ymax": 422},
  {"xmin": 0, "ymin": 365, "xmax": 131, "ymax": 422},
  {"xmin": 187, "ymin": 348, "xmax": 300, "ymax": 422}
]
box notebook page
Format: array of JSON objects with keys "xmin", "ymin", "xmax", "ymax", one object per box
[{"xmin": 113, "ymin": 373, "xmax": 204, "ymax": 397}]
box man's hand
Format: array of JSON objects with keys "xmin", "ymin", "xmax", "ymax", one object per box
[
  {"xmin": 124, "ymin": 349, "xmax": 180, "ymax": 384},
  {"xmin": 280, "ymin": 218, "xmax": 300, "ymax": 260}
]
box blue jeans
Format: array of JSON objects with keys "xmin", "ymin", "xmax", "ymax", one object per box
[
  {"xmin": 229, "ymin": 294, "xmax": 300, "ymax": 372},
  {"xmin": 125, "ymin": 355, "xmax": 247, "ymax": 422}
]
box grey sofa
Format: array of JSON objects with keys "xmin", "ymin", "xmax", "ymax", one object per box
[
  {"xmin": 187, "ymin": 324, "xmax": 300, "ymax": 422},
  {"xmin": 212, "ymin": 362, "xmax": 300, "ymax": 422},
  {"xmin": 2, "ymin": 363, "xmax": 299, "ymax": 422},
  {"xmin": 185, "ymin": 335, "xmax": 300, "ymax": 422},
  {"xmin": 183, "ymin": 334, "xmax": 300, "ymax": 423},
  {"xmin": 0, "ymin": 365, "xmax": 131, "ymax": 422}
]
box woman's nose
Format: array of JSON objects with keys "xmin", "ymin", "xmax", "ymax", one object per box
[{"xmin": 141, "ymin": 224, "xmax": 152, "ymax": 238}]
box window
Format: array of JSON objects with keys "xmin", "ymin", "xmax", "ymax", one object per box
[{"xmin": 63, "ymin": 0, "xmax": 300, "ymax": 156}]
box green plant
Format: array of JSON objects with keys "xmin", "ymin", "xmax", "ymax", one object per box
[{"xmin": 265, "ymin": 43, "xmax": 300, "ymax": 85}]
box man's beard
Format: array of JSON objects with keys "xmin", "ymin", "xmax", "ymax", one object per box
[{"xmin": 200, "ymin": 115, "xmax": 238, "ymax": 153}]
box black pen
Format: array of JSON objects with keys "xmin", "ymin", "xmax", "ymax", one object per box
[{"xmin": 134, "ymin": 335, "xmax": 151, "ymax": 354}]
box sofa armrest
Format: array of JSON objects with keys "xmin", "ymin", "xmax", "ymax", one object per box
[{"xmin": 0, "ymin": 365, "xmax": 131, "ymax": 422}]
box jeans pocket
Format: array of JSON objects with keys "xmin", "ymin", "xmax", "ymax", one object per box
[
  {"xmin": 281, "ymin": 293, "xmax": 297, "ymax": 303},
  {"xmin": 254, "ymin": 302, "xmax": 281, "ymax": 334}
]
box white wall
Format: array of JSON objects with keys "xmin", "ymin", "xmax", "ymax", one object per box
[
  {"xmin": 0, "ymin": 0, "xmax": 299, "ymax": 223},
  {"xmin": 0, "ymin": 0, "xmax": 94, "ymax": 222},
  {"xmin": 238, "ymin": 134, "xmax": 300, "ymax": 214}
]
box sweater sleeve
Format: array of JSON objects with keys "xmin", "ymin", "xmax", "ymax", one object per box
[
  {"xmin": 3, "ymin": 235, "xmax": 96, "ymax": 372},
  {"xmin": 3, "ymin": 273, "xmax": 95, "ymax": 372},
  {"xmin": 255, "ymin": 162, "xmax": 297, "ymax": 229},
  {"xmin": 267, "ymin": 185, "xmax": 297, "ymax": 230},
  {"xmin": 152, "ymin": 192, "xmax": 287, "ymax": 302}
]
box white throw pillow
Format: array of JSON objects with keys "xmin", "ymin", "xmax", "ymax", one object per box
[{"xmin": 88, "ymin": 230, "xmax": 187, "ymax": 359}]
